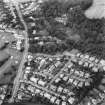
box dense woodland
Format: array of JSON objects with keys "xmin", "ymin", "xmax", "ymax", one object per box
[{"xmin": 27, "ymin": 0, "xmax": 105, "ymax": 58}]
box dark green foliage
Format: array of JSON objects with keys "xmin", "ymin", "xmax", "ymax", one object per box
[
  {"xmin": 79, "ymin": 0, "xmax": 93, "ymax": 10},
  {"xmin": 67, "ymin": 5, "xmax": 103, "ymax": 37},
  {"xmin": 0, "ymin": 1, "xmax": 14, "ymax": 26},
  {"xmin": 51, "ymin": 30, "xmax": 67, "ymax": 40},
  {"xmin": 0, "ymin": 2, "xmax": 24, "ymax": 29},
  {"xmin": 0, "ymin": 57, "xmax": 9, "ymax": 67},
  {"xmin": 67, "ymin": 6, "xmax": 86, "ymax": 25},
  {"xmin": 26, "ymin": 0, "xmax": 105, "ymax": 58},
  {"xmin": 66, "ymin": 5, "xmax": 105, "ymax": 59},
  {"xmin": 28, "ymin": 42, "xmax": 68, "ymax": 55},
  {"xmin": 40, "ymin": 0, "xmax": 65, "ymax": 18}
]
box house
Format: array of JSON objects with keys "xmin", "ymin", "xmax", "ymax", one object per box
[
  {"xmin": 68, "ymin": 97, "xmax": 75, "ymax": 104},
  {"xmin": 57, "ymin": 86, "xmax": 63, "ymax": 93},
  {"xmin": 61, "ymin": 101, "xmax": 67, "ymax": 105},
  {"xmin": 38, "ymin": 80, "xmax": 46, "ymax": 87},
  {"xmin": 44, "ymin": 92, "xmax": 51, "ymax": 99},
  {"xmin": 30, "ymin": 77, "xmax": 38, "ymax": 84},
  {"xmin": 50, "ymin": 96, "xmax": 56, "ymax": 103},
  {"xmin": 55, "ymin": 99, "xmax": 60, "ymax": 105}
]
